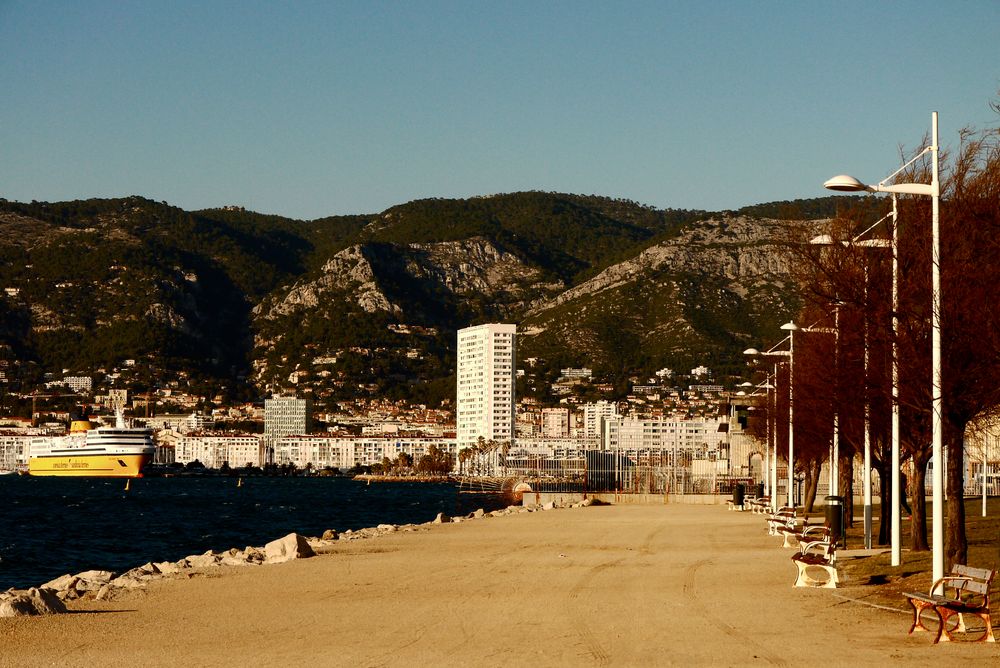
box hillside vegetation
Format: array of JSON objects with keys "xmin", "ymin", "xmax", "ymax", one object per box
[{"xmin": 0, "ymin": 192, "xmax": 847, "ymax": 406}]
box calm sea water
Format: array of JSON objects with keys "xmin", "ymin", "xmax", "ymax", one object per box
[{"xmin": 0, "ymin": 476, "xmax": 507, "ymax": 591}]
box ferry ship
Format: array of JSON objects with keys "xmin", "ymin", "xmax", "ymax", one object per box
[{"xmin": 28, "ymin": 409, "xmax": 155, "ymax": 477}]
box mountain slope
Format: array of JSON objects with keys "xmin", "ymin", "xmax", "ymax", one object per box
[{"xmin": 0, "ymin": 192, "xmax": 843, "ymax": 405}]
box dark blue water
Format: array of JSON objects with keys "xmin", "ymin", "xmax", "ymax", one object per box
[{"xmin": 0, "ymin": 476, "xmax": 507, "ymax": 590}]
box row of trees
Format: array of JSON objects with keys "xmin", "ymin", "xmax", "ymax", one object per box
[
  {"xmin": 751, "ymin": 103, "xmax": 1000, "ymax": 567},
  {"xmin": 369, "ymin": 445, "xmax": 454, "ymax": 476}
]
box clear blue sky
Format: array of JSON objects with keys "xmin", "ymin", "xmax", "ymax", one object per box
[{"xmin": 2, "ymin": 1, "xmax": 998, "ymax": 220}]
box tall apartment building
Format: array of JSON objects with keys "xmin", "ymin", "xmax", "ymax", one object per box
[
  {"xmin": 541, "ymin": 407, "xmax": 571, "ymax": 438},
  {"xmin": 264, "ymin": 395, "xmax": 312, "ymax": 462},
  {"xmin": 582, "ymin": 400, "xmax": 619, "ymax": 440},
  {"xmin": 456, "ymin": 323, "xmax": 516, "ymax": 450}
]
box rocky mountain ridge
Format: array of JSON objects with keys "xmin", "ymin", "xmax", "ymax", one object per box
[{"xmin": 0, "ymin": 192, "xmax": 845, "ymax": 406}]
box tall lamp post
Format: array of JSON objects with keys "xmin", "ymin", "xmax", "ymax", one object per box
[
  {"xmin": 811, "ymin": 207, "xmax": 895, "ymax": 550},
  {"xmin": 740, "ymin": 379, "xmax": 775, "ymax": 497},
  {"xmin": 745, "ymin": 320, "xmax": 798, "ymax": 508},
  {"xmin": 824, "ymin": 111, "xmax": 941, "ymax": 582}
]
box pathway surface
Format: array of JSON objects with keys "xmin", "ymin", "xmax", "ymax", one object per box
[{"xmin": 1, "ymin": 504, "xmax": 991, "ymax": 666}]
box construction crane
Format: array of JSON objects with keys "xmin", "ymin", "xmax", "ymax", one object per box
[{"xmin": 28, "ymin": 392, "xmax": 79, "ymax": 427}]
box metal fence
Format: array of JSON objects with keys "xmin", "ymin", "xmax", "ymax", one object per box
[{"xmin": 502, "ymin": 451, "xmax": 758, "ymax": 496}]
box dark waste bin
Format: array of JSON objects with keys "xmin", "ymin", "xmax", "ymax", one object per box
[
  {"xmin": 756, "ymin": 483, "xmax": 765, "ymax": 499},
  {"xmin": 733, "ymin": 483, "xmax": 746, "ymax": 507},
  {"xmin": 824, "ymin": 495, "xmax": 845, "ymax": 546}
]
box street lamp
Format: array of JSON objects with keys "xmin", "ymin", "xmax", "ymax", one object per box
[
  {"xmin": 824, "ymin": 111, "xmax": 941, "ymax": 583},
  {"xmin": 741, "ymin": 379, "xmax": 775, "ymax": 498},
  {"xmin": 742, "ymin": 356, "xmax": 781, "ymax": 510},
  {"xmin": 745, "ymin": 320, "xmax": 798, "ymax": 509},
  {"xmin": 810, "ymin": 208, "xmax": 895, "ymax": 550}
]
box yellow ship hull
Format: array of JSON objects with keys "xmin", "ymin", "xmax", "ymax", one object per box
[{"xmin": 28, "ymin": 453, "xmax": 150, "ymax": 477}]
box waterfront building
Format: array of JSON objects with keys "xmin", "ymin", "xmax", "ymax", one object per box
[
  {"xmin": 0, "ymin": 433, "xmax": 33, "ymax": 470},
  {"xmin": 264, "ymin": 395, "xmax": 312, "ymax": 459},
  {"xmin": 456, "ymin": 323, "xmax": 516, "ymax": 451},
  {"xmin": 273, "ymin": 435, "xmax": 458, "ymax": 470},
  {"xmin": 174, "ymin": 433, "xmax": 265, "ymax": 469},
  {"xmin": 602, "ymin": 417, "xmax": 725, "ymax": 455}
]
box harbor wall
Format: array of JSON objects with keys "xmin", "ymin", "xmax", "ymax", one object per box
[{"xmin": 521, "ymin": 492, "xmax": 727, "ymax": 506}]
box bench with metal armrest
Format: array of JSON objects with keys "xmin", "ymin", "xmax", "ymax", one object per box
[
  {"xmin": 903, "ymin": 565, "xmax": 995, "ymax": 643},
  {"xmin": 790, "ymin": 540, "xmax": 838, "ymax": 588}
]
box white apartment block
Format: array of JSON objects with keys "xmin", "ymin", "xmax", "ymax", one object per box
[
  {"xmin": 582, "ymin": 401, "xmax": 619, "ymax": 439},
  {"xmin": 273, "ymin": 435, "xmax": 458, "ymax": 470},
  {"xmin": 0, "ymin": 433, "xmax": 33, "ymax": 470},
  {"xmin": 44, "ymin": 375, "xmax": 93, "ymax": 392},
  {"xmin": 456, "ymin": 323, "xmax": 516, "ymax": 450},
  {"xmin": 541, "ymin": 408, "xmax": 571, "ymax": 438},
  {"xmin": 602, "ymin": 417, "xmax": 725, "ymax": 455},
  {"xmin": 174, "ymin": 434, "xmax": 265, "ymax": 468},
  {"xmin": 264, "ymin": 395, "xmax": 312, "ymax": 446}
]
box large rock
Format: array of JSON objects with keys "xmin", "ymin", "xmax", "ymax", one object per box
[
  {"xmin": 0, "ymin": 588, "xmax": 67, "ymax": 617},
  {"xmin": 74, "ymin": 570, "xmax": 114, "ymax": 590},
  {"xmin": 264, "ymin": 533, "xmax": 315, "ymax": 564},
  {"xmin": 186, "ymin": 553, "xmax": 221, "ymax": 569},
  {"xmin": 40, "ymin": 574, "xmax": 78, "ymax": 598},
  {"xmin": 432, "ymin": 513, "xmax": 451, "ymax": 524}
]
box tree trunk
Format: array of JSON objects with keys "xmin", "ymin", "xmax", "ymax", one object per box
[
  {"xmin": 875, "ymin": 463, "xmax": 891, "ymax": 545},
  {"xmin": 802, "ymin": 459, "xmax": 822, "ymax": 512},
  {"xmin": 839, "ymin": 453, "xmax": 854, "ymax": 527},
  {"xmin": 945, "ymin": 419, "xmax": 968, "ymax": 568},
  {"xmin": 911, "ymin": 452, "xmax": 930, "ymax": 551}
]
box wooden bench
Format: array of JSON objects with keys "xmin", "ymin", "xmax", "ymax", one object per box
[
  {"xmin": 747, "ymin": 496, "xmax": 771, "ymax": 514},
  {"xmin": 767, "ymin": 507, "xmax": 798, "ymax": 536},
  {"xmin": 903, "ymin": 565, "xmax": 995, "ymax": 643},
  {"xmin": 791, "ymin": 540, "xmax": 838, "ymax": 588},
  {"xmin": 780, "ymin": 524, "xmax": 830, "ymax": 550}
]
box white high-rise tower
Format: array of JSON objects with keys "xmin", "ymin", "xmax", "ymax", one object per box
[{"xmin": 456, "ymin": 323, "xmax": 516, "ymax": 451}]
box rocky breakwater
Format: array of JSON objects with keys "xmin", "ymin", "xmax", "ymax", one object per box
[{"xmin": 0, "ymin": 500, "xmax": 589, "ymax": 618}]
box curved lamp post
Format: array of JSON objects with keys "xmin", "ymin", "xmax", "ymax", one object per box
[
  {"xmin": 810, "ymin": 208, "xmax": 895, "ymax": 550},
  {"xmin": 745, "ymin": 320, "xmax": 798, "ymax": 509},
  {"xmin": 824, "ymin": 112, "xmax": 941, "ymax": 583}
]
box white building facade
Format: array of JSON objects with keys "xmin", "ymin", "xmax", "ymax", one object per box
[
  {"xmin": 602, "ymin": 417, "xmax": 725, "ymax": 455},
  {"xmin": 273, "ymin": 435, "xmax": 459, "ymax": 470},
  {"xmin": 456, "ymin": 323, "xmax": 516, "ymax": 451},
  {"xmin": 582, "ymin": 401, "xmax": 619, "ymax": 440},
  {"xmin": 264, "ymin": 395, "xmax": 312, "ymax": 460},
  {"xmin": 174, "ymin": 434, "xmax": 265, "ymax": 468}
]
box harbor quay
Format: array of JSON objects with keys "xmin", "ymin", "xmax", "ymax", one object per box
[{"xmin": 1, "ymin": 503, "xmax": 990, "ymax": 667}]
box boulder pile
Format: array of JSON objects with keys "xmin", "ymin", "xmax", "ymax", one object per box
[{"xmin": 2, "ymin": 499, "xmax": 588, "ymax": 617}]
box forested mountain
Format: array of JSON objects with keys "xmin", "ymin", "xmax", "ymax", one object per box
[{"xmin": 0, "ymin": 192, "xmax": 848, "ymax": 407}]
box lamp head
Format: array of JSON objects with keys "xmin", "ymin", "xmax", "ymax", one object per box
[
  {"xmin": 743, "ymin": 348, "xmax": 760, "ymax": 356},
  {"xmin": 780, "ymin": 321, "xmax": 799, "ymax": 331},
  {"xmin": 824, "ymin": 174, "xmax": 872, "ymax": 192},
  {"xmin": 809, "ymin": 234, "xmax": 835, "ymax": 246}
]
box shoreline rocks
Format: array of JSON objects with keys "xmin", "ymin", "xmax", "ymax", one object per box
[{"xmin": 2, "ymin": 500, "xmax": 582, "ymax": 617}]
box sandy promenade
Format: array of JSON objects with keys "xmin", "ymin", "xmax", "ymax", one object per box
[{"xmin": 1, "ymin": 503, "xmax": 993, "ymax": 667}]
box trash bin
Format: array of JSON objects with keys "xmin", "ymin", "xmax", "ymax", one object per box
[
  {"xmin": 824, "ymin": 495, "xmax": 845, "ymax": 546},
  {"xmin": 756, "ymin": 483, "xmax": 765, "ymax": 499},
  {"xmin": 733, "ymin": 483, "xmax": 746, "ymax": 508}
]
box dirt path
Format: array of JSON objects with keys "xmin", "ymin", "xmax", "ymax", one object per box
[{"xmin": 1, "ymin": 504, "xmax": 991, "ymax": 666}]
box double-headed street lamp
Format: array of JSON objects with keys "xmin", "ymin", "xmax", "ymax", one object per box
[
  {"xmin": 810, "ymin": 209, "xmax": 895, "ymax": 551},
  {"xmin": 824, "ymin": 112, "xmax": 941, "ymax": 583},
  {"xmin": 745, "ymin": 321, "xmax": 798, "ymax": 509},
  {"xmin": 739, "ymin": 379, "xmax": 776, "ymax": 498}
]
